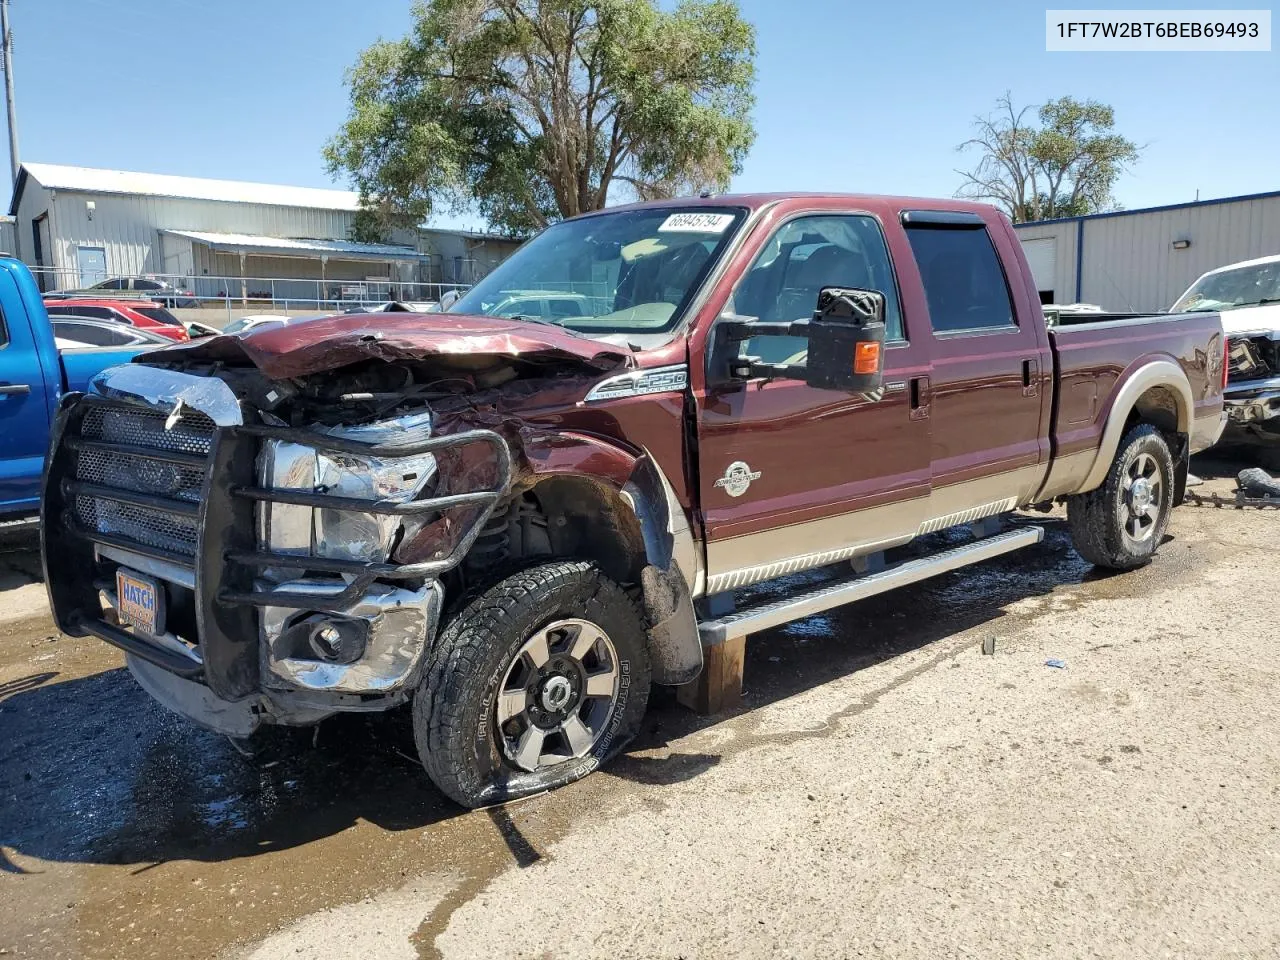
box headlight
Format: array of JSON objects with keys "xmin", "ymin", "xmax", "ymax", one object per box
[{"xmin": 258, "ymin": 412, "xmax": 436, "ymax": 565}]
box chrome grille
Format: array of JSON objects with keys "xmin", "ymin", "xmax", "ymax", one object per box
[{"xmin": 70, "ymin": 403, "xmax": 216, "ymax": 559}]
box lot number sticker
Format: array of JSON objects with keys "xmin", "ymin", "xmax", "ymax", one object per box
[{"xmin": 658, "ymin": 212, "xmax": 736, "ymax": 233}]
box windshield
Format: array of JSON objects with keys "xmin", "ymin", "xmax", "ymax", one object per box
[
  {"xmin": 1172, "ymin": 261, "xmax": 1280, "ymax": 313},
  {"xmin": 448, "ymin": 206, "xmax": 746, "ymax": 334}
]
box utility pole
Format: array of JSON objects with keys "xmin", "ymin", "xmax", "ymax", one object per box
[{"xmin": 1, "ymin": 0, "xmax": 17, "ymax": 185}]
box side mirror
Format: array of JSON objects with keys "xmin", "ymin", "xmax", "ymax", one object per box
[
  {"xmin": 803, "ymin": 287, "xmax": 886, "ymax": 393},
  {"xmin": 719, "ymin": 286, "xmax": 887, "ymax": 395}
]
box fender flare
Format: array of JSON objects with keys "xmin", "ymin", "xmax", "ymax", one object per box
[
  {"xmin": 1078, "ymin": 359, "xmax": 1192, "ymax": 493},
  {"xmin": 522, "ymin": 433, "xmax": 703, "ymax": 685},
  {"xmin": 620, "ymin": 453, "xmax": 703, "ymax": 686}
]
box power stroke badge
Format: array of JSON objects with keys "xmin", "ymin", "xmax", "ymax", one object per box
[{"xmin": 714, "ymin": 460, "xmax": 762, "ymax": 497}]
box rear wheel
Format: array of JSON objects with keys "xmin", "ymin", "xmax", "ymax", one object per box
[
  {"xmin": 414, "ymin": 560, "xmax": 650, "ymax": 808},
  {"xmin": 1067, "ymin": 423, "xmax": 1175, "ymax": 570}
]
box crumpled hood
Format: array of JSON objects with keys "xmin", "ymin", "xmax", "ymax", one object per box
[{"xmin": 139, "ymin": 312, "xmax": 632, "ymax": 379}]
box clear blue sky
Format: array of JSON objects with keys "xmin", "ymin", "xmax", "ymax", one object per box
[{"xmin": 11, "ymin": 0, "xmax": 1279, "ymax": 226}]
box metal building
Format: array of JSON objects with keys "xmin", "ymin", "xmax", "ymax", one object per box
[
  {"xmin": 1015, "ymin": 189, "xmax": 1280, "ymax": 312},
  {"xmin": 7, "ymin": 162, "xmax": 522, "ymax": 300}
]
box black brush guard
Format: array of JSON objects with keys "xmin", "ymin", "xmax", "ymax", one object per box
[{"xmin": 43, "ymin": 394, "xmax": 512, "ymax": 701}]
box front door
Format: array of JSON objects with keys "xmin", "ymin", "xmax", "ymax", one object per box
[{"xmin": 694, "ymin": 207, "xmax": 932, "ymax": 595}]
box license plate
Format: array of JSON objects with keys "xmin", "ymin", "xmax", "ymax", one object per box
[{"xmin": 115, "ymin": 569, "xmax": 164, "ymax": 636}]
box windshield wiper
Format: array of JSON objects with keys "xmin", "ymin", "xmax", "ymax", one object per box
[
  {"xmin": 1231, "ymin": 297, "xmax": 1280, "ymax": 309},
  {"xmin": 505, "ymin": 314, "xmax": 561, "ymax": 327}
]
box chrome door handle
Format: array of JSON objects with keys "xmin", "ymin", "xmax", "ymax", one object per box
[{"xmin": 0, "ymin": 383, "xmax": 31, "ymax": 396}]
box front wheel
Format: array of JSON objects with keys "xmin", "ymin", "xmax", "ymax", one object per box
[
  {"xmin": 413, "ymin": 560, "xmax": 651, "ymax": 808},
  {"xmin": 1066, "ymin": 423, "xmax": 1175, "ymax": 570}
]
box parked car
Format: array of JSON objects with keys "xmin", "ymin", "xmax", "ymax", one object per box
[
  {"xmin": 221, "ymin": 314, "xmax": 295, "ymax": 335},
  {"xmin": 486, "ymin": 290, "xmax": 591, "ymax": 320},
  {"xmin": 0, "ymin": 258, "xmax": 150, "ymax": 517},
  {"xmin": 341, "ymin": 301, "xmax": 437, "ymax": 314},
  {"xmin": 44, "ymin": 298, "xmax": 189, "ymax": 341},
  {"xmin": 181, "ymin": 319, "xmax": 223, "ymax": 339},
  {"xmin": 41, "ymin": 193, "xmax": 1225, "ymax": 808},
  {"xmin": 86, "ymin": 277, "xmax": 199, "ymax": 308},
  {"xmin": 1171, "ymin": 254, "xmax": 1280, "ymax": 451},
  {"xmin": 51, "ymin": 316, "xmax": 174, "ymax": 348}
]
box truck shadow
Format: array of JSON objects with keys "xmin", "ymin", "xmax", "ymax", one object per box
[
  {"xmin": 0, "ymin": 517, "xmax": 1169, "ymax": 871},
  {"xmin": 0, "ymin": 525, "xmax": 43, "ymax": 591}
]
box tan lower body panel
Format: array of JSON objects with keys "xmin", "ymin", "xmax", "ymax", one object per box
[{"xmin": 704, "ymin": 465, "xmax": 1046, "ymax": 594}]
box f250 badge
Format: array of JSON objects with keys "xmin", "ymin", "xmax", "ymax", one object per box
[{"xmin": 715, "ymin": 461, "xmax": 762, "ymax": 497}]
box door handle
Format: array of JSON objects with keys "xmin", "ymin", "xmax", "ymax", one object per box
[
  {"xmin": 0, "ymin": 383, "xmax": 31, "ymax": 396},
  {"xmin": 909, "ymin": 376, "xmax": 930, "ymax": 421},
  {"xmin": 1021, "ymin": 359, "xmax": 1039, "ymax": 398}
]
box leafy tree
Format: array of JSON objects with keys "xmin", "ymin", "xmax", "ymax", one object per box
[
  {"xmin": 326, "ymin": 0, "xmax": 757, "ymax": 237},
  {"xmin": 955, "ymin": 94, "xmax": 1140, "ymax": 223}
]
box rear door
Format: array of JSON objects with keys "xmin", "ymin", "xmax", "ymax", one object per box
[
  {"xmin": 899, "ymin": 211, "xmax": 1051, "ymax": 522},
  {"xmin": 693, "ymin": 200, "xmax": 933, "ymax": 593},
  {"xmin": 0, "ymin": 270, "xmax": 56, "ymax": 512}
]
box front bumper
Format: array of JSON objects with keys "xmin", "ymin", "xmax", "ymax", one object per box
[{"xmin": 42, "ymin": 366, "xmax": 510, "ymax": 727}]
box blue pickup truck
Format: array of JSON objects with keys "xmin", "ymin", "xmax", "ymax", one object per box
[{"xmin": 0, "ymin": 256, "xmax": 148, "ymax": 517}]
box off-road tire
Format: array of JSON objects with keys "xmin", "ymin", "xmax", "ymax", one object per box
[
  {"xmin": 414, "ymin": 560, "xmax": 650, "ymax": 808},
  {"xmin": 1067, "ymin": 423, "xmax": 1175, "ymax": 570}
]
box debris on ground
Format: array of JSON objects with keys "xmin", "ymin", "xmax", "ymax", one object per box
[
  {"xmin": 1185, "ymin": 468, "xmax": 1280, "ymax": 509},
  {"xmin": 1045, "ymin": 659, "xmax": 1067, "ymax": 669}
]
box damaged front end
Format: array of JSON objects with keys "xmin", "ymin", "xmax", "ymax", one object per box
[
  {"xmin": 41, "ymin": 318, "xmax": 630, "ymax": 735},
  {"xmin": 1224, "ymin": 331, "xmax": 1280, "ymax": 442}
]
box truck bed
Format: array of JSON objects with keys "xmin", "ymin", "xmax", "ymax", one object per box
[{"xmin": 1039, "ymin": 311, "xmax": 1225, "ymax": 500}]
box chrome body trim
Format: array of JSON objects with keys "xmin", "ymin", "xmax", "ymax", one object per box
[
  {"xmin": 700, "ymin": 526, "xmax": 1044, "ymax": 645},
  {"xmin": 260, "ymin": 579, "xmax": 443, "ymax": 695},
  {"xmin": 704, "ymin": 494, "xmax": 922, "ymax": 595},
  {"xmin": 95, "ymin": 544, "xmax": 196, "ymax": 590},
  {"xmin": 1225, "ymin": 374, "xmax": 1280, "ymax": 396},
  {"xmin": 584, "ymin": 365, "xmax": 689, "ymax": 403},
  {"xmin": 917, "ymin": 497, "xmax": 1018, "ymax": 535},
  {"xmin": 703, "ymin": 468, "xmax": 1043, "ymax": 595},
  {"xmin": 89, "ymin": 363, "xmax": 243, "ymax": 427}
]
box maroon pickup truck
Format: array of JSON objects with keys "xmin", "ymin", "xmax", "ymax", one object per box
[{"xmin": 41, "ymin": 194, "xmax": 1226, "ymax": 807}]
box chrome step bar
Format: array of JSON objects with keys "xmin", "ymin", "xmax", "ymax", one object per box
[{"xmin": 698, "ymin": 526, "xmax": 1044, "ymax": 646}]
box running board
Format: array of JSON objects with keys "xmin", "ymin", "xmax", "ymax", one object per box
[{"xmin": 698, "ymin": 526, "xmax": 1044, "ymax": 647}]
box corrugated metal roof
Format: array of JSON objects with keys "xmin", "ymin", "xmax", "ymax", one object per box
[
  {"xmin": 163, "ymin": 230, "xmax": 427, "ymax": 261},
  {"xmin": 21, "ymin": 162, "xmax": 361, "ymax": 211}
]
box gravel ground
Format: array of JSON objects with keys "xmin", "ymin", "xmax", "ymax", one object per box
[{"xmin": 2, "ymin": 458, "xmax": 1278, "ymax": 959}]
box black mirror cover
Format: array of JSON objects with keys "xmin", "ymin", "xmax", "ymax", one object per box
[{"xmin": 804, "ymin": 287, "xmax": 887, "ymax": 394}]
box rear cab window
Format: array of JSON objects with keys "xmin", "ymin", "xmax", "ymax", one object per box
[{"xmin": 904, "ymin": 216, "xmax": 1016, "ymax": 334}]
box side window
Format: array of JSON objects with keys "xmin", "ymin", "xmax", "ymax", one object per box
[
  {"xmin": 905, "ymin": 225, "xmax": 1016, "ymax": 333},
  {"xmin": 54, "ymin": 322, "xmax": 117, "ymax": 346},
  {"xmin": 729, "ymin": 214, "xmax": 904, "ymax": 364},
  {"xmin": 547, "ymin": 298, "xmax": 584, "ymax": 318}
]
